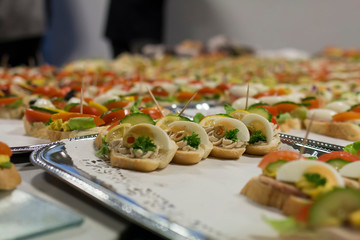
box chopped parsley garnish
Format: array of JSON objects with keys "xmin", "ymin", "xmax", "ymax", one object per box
[
  {"xmin": 249, "ymin": 130, "xmax": 267, "ymax": 144},
  {"xmin": 224, "ymin": 128, "xmax": 239, "ymax": 142},
  {"xmin": 133, "ymin": 136, "xmax": 156, "ymax": 154},
  {"xmin": 304, "ymin": 173, "xmax": 327, "ymax": 187},
  {"xmin": 44, "ymin": 118, "xmax": 53, "ymax": 126},
  {"xmin": 96, "ymin": 136, "xmax": 110, "ymax": 156},
  {"xmin": 184, "ymin": 133, "xmax": 201, "ymax": 149},
  {"xmin": 224, "ymin": 104, "xmax": 236, "ymax": 114}
]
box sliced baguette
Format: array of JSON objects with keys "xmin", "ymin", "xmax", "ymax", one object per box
[
  {"xmin": 279, "ymin": 118, "xmax": 302, "ymax": 132},
  {"xmin": 210, "ymin": 146, "xmax": 246, "ymax": 159},
  {"xmin": 172, "ymin": 148, "xmax": 204, "ymax": 165},
  {"xmin": 48, "ymin": 126, "xmax": 107, "ymax": 141},
  {"xmin": 0, "ymin": 164, "xmax": 22, "ymax": 190},
  {"xmin": 304, "ymin": 119, "xmax": 360, "ymax": 141},
  {"xmin": 0, "ymin": 106, "xmax": 24, "ymax": 119},
  {"xmin": 241, "ymin": 176, "xmax": 311, "ymax": 216},
  {"xmin": 245, "ymin": 135, "xmax": 280, "ymax": 156},
  {"xmin": 23, "ymin": 118, "xmax": 49, "ymax": 139}
]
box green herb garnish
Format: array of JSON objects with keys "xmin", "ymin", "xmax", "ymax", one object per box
[
  {"xmin": 133, "ymin": 136, "xmax": 156, "ymax": 154},
  {"xmin": 304, "ymin": 173, "xmax": 327, "ymax": 187},
  {"xmin": 44, "ymin": 118, "xmax": 53, "ymax": 126},
  {"xmin": 193, "ymin": 113, "xmax": 205, "ymax": 123},
  {"xmin": 184, "ymin": 133, "xmax": 201, "ymax": 149},
  {"xmin": 224, "ymin": 128, "xmax": 239, "ymax": 142},
  {"xmin": 249, "ymin": 130, "xmax": 266, "ymax": 144},
  {"xmin": 96, "ymin": 136, "xmax": 110, "ymax": 156},
  {"xmin": 224, "ymin": 104, "xmax": 236, "ymax": 114}
]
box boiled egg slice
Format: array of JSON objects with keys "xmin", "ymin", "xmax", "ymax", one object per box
[
  {"xmin": 307, "ymin": 109, "xmax": 337, "ymax": 121},
  {"xmin": 123, "ymin": 123, "xmax": 173, "ymax": 150},
  {"xmin": 339, "ymin": 161, "xmax": 360, "ymax": 179},
  {"xmin": 277, "ymin": 160, "xmax": 344, "ymax": 187},
  {"xmin": 241, "ymin": 113, "xmax": 273, "ymax": 143},
  {"xmin": 213, "ymin": 118, "xmax": 250, "ymax": 142},
  {"xmin": 231, "ymin": 97, "xmax": 259, "ymax": 110}
]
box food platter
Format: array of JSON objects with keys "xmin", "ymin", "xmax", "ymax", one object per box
[{"xmin": 30, "ymin": 133, "xmax": 345, "ymax": 240}]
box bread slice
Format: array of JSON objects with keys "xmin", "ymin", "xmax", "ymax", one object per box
[
  {"xmin": 279, "ymin": 118, "xmax": 302, "ymax": 132},
  {"xmin": 0, "ymin": 164, "xmax": 22, "ymax": 190},
  {"xmin": 245, "ymin": 135, "xmax": 281, "ymax": 156},
  {"xmin": 210, "ymin": 146, "xmax": 246, "ymax": 159},
  {"xmin": 241, "ymin": 176, "xmax": 311, "ymax": 216},
  {"xmin": 48, "ymin": 126, "xmax": 108, "ymax": 141},
  {"xmin": 110, "ymin": 142, "xmax": 178, "ymax": 172},
  {"xmin": 0, "ymin": 106, "xmax": 24, "ymax": 119},
  {"xmin": 23, "ymin": 118, "xmax": 49, "ymax": 139},
  {"xmin": 172, "ymin": 148, "xmax": 205, "ymax": 165},
  {"xmin": 304, "ymin": 119, "xmax": 360, "ymax": 141}
]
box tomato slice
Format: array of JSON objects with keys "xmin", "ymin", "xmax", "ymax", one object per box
[
  {"xmin": 0, "ymin": 96, "xmax": 21, "ymax": 106},
  {"xmin": 33, "ymin": 86, "xmax": 62, "ymax": 98},
  {"xmin": 254, "ymin": 88, "xmax": 289, "ymax": 98},
  {"xmin": 333, "ymin": 112, "xmax": 360, "ymax": 122},
  {"xmin": 68, "ymin": 105, "xmax": 102, "ymax": 116},
  {"xmin": 273, "ymin": 103, "xmax": 300, "ymax": 113},
  {"xmin": 25, "ymin": 108, "xmax": 52, "ymax": 123},
  {"xmin": 105, "ymin": 100, "xmax": 130, "ymax": 110},
  {"xmin": 295, "ymin": 204, "xmax": 312, "ymax": 223},
  {"xmin": 216, "ymin": 83, "xmax": 233, "ymax": 92},
  {"xmin": 0, "ymin": 141, "xmax": 12, "ymax": 157},
  {"xmin": 151, "ymin": 86, "xmax": 169, "ymax": 97},
  {"xmin": 141, "ymin": 96, "xmax": 153, "ymax": 103},
  {"xmin": 258, "ymin": 150, "xmax": 300, "ymax": 170},
  {"xmin": 349, "ymin": 104, "xmax": 360, "ymax": 113},
  {"xmin": 258, "ymin": 105, "xmax": 279, "ymax": 116},
  {"xmin": 317, "ymin": 151, "xmax": 359, "ymax": 162},
  {"xmin": 101, "ymin": 109, "xmax": 131, "ymax": 125},
  {"xmin": 302, "ymin": 98, "xmax": 321, "ymax": 109},
  {"xmin": 176, "ymin": 91, "xmax": 201, "ymax": 102},
  {"xmin": 51, "ymin": 100, "xmax": 67, "ymax": 109},
  {"xmin": 51, "ymin": 112, "xmax": 104, "ymax": 126},
  {"xmin": 140, "ymin": 107, "xmax": 163, "ymax": 120}
]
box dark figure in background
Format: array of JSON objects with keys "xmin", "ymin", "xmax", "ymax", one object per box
[
  {"xmin": 0, "ymin": 0, "xmax": 46, "ymax": 67},
  {"xmin": 105, "ymin": 0, "xmax": 165, "ymax": 58}
]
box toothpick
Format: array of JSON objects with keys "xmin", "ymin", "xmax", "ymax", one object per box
[
  {"xmin": 178, "ymin": 91, "xmax": 198, "ymax": 117},
  {"xmin": 245, "ymin": 82, "xmax": 250, "ymax": 110},
  {"xmin": 147, "ymin": 86, "xmax": 164, "ymax": 118},
  {"xmin": 139, "ymin": 75, "xmax": 143, "ymax": 96},
  {"xmin": 298, "ymin": 115, "xmax": 315, "ymax": 160}
]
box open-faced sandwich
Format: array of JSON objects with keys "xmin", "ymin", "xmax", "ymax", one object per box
[
  {"xmin": 0, "ymin": 141, "xmax": 21, "ymax": 190},
  {"xmin": 167, "ymin": 121, "xmax": 213, "ymax": 164},
  {"xmin": 241, "ymin": 151, "xmax": 346, "ymax": 216},
  {"xmin": 96, "ymin": 123, "xmax": 178, "ymax": 172},
  {"xmin": 199, "ymin": 115, "xmax": 250, "ymax": 159},
  {"xmin": 241, "ymin": 113, "xmax": 280, "ymax": 155}
]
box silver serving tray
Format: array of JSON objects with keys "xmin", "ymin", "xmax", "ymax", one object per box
[{"xmin": 30, "ymin": 134, "xmax": 343, "ymax": 239}]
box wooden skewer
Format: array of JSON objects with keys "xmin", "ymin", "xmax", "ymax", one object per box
[
  {"xmin": 298, "ymin": 115, "xmax": 315, "ymax": 160},
  {"xmin": 245, "ymin": 82, "xmax": 250, "ymax": 110},
  {"xmin": 178, "ymin": 91, "xmax": 198, "ymax": 117},
  {"xmin": 147, "ymin": 86, "xmax": 165, "ymax": 118},
  {"xmin": 139, "ymin": 76, "xmax": 144, "ymax": 96}
]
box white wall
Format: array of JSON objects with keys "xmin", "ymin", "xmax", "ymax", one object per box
[
  {"xmin": 165, "ymin": 0, "xmax": 360, "ymax": 52},
  {"xmin": 44, "ymin": 0, "xmax": 360, "ymax": 66}
]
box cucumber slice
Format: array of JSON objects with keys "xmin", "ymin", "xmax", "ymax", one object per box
[
  {"xmin": 289, "ymin": 106, "xmax": 308, "ymax": 120},
  {"xmin": 248, "ymin": 102, "xmax": 269, "ymax": 108},
  {"xmin": 64, "ymin": 103, "xmax": 80, "ymax": 112},
  {"xmin": 326, "ymin": 158, "xmax": 350, "ymax": 171},
  {"xmin": 120, "ymin": 112, "xmax": 155, "ymax": 125},
  {"xmin": 264, "ymin": 160, "xmax": 287, "ymax": 177},
  {"xmin": 247, "ymin": 106, "xmax": 272, "ymax": 122},
  {"xmin": 68, "ymin": 117, "xmax": 96, "ymax": 130},
  {"xmin": 30, "ymin": 105, "xmax": 58, "ymax": 114},
  {"xmin": 309, "ymin": 188, "xmax": 360, "ymax": 227},
  {"xmin": 273, "ymin": 101, "xmax": 302, "ymax": 106}
]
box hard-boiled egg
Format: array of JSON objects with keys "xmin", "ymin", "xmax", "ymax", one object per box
[
  {"xmin": 241, "ymin": 113, "xmax": 273, "ymax": 143},
  {"xmin": 339, "ymin": 161, "xmax": 360, "ymax": 179},
  {"xmin": 123, "ymin": 124, "xmax": 173, "ymax": 150},
  {"xmin": 213, "ymin": 118, "xmax": 250, "ymax": 142},
  {"xmin": 229, "ymin": 85, "xmax": 258, "ymax": 98},
  {"xmin": 307, "ymin": 109, "xmax": 337, "ymax": 121},
  {"xmin": 231, "ymin": 97, "xmax": 259, "ymax": 110},
  {"xmin": 277, "ymin": 160, "xmax": 344, "ymax": 187},
  {"xmin": 325, "ymin": 101, "xmax": 351, "ymax": 113}
]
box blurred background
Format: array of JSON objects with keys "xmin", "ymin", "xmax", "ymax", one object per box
[{"xmin": 39, "ymin": 0, "xmax": 360, "ymax": 66}]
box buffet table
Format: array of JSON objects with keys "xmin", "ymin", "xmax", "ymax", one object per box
[{"xmin": 1, "ymin": 118, "xmax": 353, "ymax": 239}]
